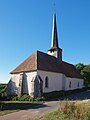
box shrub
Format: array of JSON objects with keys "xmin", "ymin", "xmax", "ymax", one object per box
[{"xmin": 7, "ymin": 95, "xmax": 44, "ymax": 102}]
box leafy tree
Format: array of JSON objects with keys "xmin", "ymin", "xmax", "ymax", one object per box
[
  {"xmin": 81, "ymin": 65, "xmax": 90, "ymax": 87},
  {"xmin": 75, "ymin": 63, "xmax": 85, "ymax": 73},
  {"xmin": 0, "ymin": 84, "xmax": 7, "ymax": 100},
  {"xmin": 75, "ymin": 63, "xmax": 90, "ymax": 88}
]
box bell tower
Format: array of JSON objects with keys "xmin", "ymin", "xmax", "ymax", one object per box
[{"xmin": 48, "ymin": 11, "xmax": 62, "ymax": 63}]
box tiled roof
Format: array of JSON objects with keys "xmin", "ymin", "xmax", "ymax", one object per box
[
  {"xmin": 11, "ymin": 51, "xmax": 82, "ymax": 79},
  {"xmin": 11, "ymin": 52, "xmax": 37, "ymax": 73}
]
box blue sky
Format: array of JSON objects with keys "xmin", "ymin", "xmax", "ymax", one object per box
[{"xmin": 0, "ymin": 0, "xmax": 90, "ymax": 83}]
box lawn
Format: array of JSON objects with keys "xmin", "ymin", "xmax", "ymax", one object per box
[
  {"xmin": 0, "ymin": 101, "xmax": 43, "ymax": 116},
  {"xmin": 38, "ymin": 100, "xmax": 90, "ymax": 120}
]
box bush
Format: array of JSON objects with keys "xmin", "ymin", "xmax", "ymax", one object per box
[{"xmin": 7, "ymin": 95, "xmax": 44, "ymax": 102}]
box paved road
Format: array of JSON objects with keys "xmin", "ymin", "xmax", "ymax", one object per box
[
  {"xmin": 0, "ymin": 90, "xmax": 90, "ymax": 120},
  {"xmin": 0, "ymin": 101, "xmax": 59, "ymax": 120}
]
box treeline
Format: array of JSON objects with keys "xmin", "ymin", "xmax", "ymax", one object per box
[{"xmin": 75, "ymin": 63, "xmax": 90, "ymax": 87}]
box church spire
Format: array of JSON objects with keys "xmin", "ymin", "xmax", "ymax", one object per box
[
  {"xmin": 51, "ymin": 13, "xmax": 59, "ymax": 48},
  {"xmin": 48, "ymin": 2, "xmax": 62, "ymax": 63}
]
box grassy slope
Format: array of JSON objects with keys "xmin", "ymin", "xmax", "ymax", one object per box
[{"xmin": 38, "ymin": 100, "xmax": 90, "ymax": 120}]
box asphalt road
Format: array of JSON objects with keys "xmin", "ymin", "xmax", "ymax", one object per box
[{"xmin": 0, "ymin": 90, "xmax": 90, "ymax": 120}]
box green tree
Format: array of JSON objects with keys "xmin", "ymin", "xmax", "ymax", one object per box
[
  {"xmin": 81, "ymin": 65, "xmax": 90, "ymax": 87},
  {"xmin": 0, "ymin": 84, "xmax": 7, "ymax": 100},
  {"xmin": 75, "ymin": 63, "xmax": 85, "ymax": 73},
  {"xmin": 75, "ymin": 63, "xmax": 90, "ymax": 88}
]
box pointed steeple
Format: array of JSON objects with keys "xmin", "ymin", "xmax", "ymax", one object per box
[
  {"xmin": 51, "ymin": 13, "xmax": 59, "ymax": 49},
  {"xmin": 48, "ymin": 7, "xmax": 62, "ymax": 63}
]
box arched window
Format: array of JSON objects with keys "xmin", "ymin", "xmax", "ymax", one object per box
[
  {"xmin": 78, "ymin": 82, "xmax": 79, "ymax": 87},
  {"xmin": 45, "ymin": 76, "xmax": 49, "ymax": 88},
  {"xmin": 69, "ymin": 81, "xmax": 71, "ymax": 88}
]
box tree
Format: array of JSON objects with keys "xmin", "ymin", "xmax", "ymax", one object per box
[
  {"xmin": 75, "ymin": 63, "xmax": 85, "ymax": 73},
  {"xmin": 75, "ymin": 63, "xmax": 90, "ymax": 88},
  {"xmin": 81, "ymin": 65, "xmax": 90, "ymax": 87},
  {"xmin": 0, "ymin": 84, "xmax": 7, "ymax": 100}
]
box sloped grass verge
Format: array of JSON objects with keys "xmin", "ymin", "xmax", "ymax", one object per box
[{"xmin": 38, "ymin": 100, "xmax": 90, "ymax": 120}]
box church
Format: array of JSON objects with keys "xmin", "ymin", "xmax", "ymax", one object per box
[{"xmin": 7, "ymin": 12, "xmax": 84, "ymax": 98}]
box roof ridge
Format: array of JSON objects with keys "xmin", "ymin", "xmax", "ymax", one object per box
[{"xmin": 63, "ymin": 61, "xmax": 74, "ymax": 66}]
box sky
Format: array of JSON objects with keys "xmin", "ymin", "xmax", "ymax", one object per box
[{"xmin": 0, "ymin": 0, "xmax": 90, "ymax": 83}]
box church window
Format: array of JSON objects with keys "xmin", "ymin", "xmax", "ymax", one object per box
[
  {"xmin": 78, "ymin": 82, "xmax": 79, "ymax": 87},
  {"xmin": 69, "ymin": 81, "xmax": 71, "ymax": 88},
  {"xmin": 45, "ymin": 76, "xmax": 49, "ymax": 88}
]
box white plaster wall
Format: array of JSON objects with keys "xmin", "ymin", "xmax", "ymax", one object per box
[
  {"xmin": 10, "ymin": 74, "xmax": 20, "ymax": 88},
  {"xmin": 10, "ymin": 71, "xmax": 37, "ymax": 95},
  {"xmin": 65, "ymin": 77, "xmax": 84, "ymax": 91},
  {"xmin": 10, "ymin": 71, "xmax": 84, "ymax": 96},
  {"xmin": 62, "ymin": 74, "xmax": 66, "ymax": 90},
  {"xmin": 37, "ymin": 70, "xmax": 65, "ymax": 93},
  {"xmin": 25, "ymin": 71, "xmax": 37, "ymax": 95},
  {"xmin": 9, "ymin": 74, "xmax": 21, "ymax": 95}
]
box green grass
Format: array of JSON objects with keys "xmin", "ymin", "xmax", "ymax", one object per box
[
  {"xmin": 0, "ymin": 101, "xmax": 43, "ymax": 116},
  {"xmin": 38, "ymin": 100, "xmax": 90, "ymax": 120},
  {"xmin": 36, "ymin": 110, "xmax": 70, "ymax": 120},
  {"xmin": 0, "ymin": 110, "xmax": 19, "ymax": 116},
  {"xmin": 36, "ymin": 111, "xmax": 69, "ymax": 120}
]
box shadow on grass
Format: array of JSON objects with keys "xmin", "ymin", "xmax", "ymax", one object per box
[
  {"xmin": 0, "ymin": 102, "xmax": 47, "ymax": 111},
  {"xmin": 59, "ymin": 90, "xmax": 90, "ymax": 101},
  {"xmin": 31, "ymin": 104, "xmax": 48, "ymax": 109}
]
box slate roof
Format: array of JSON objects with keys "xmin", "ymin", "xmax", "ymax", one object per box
[{"xmin": 10, "ymin": 51, "xmax": 82, "ymax": 79}]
